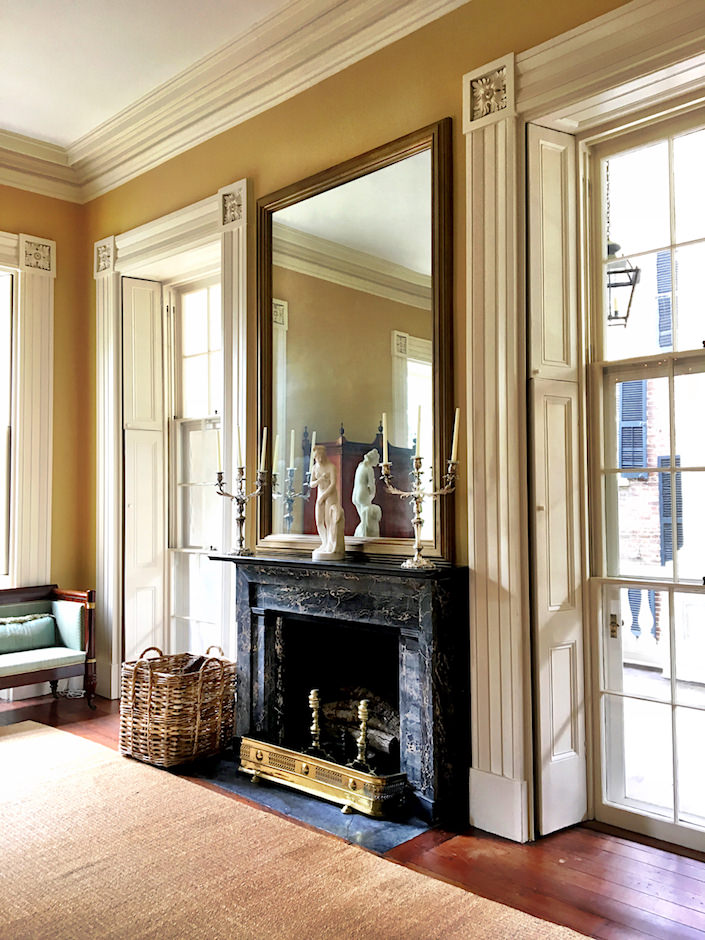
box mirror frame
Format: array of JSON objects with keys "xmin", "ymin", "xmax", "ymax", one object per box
[{"xmin": 256, "ymin": 117, "xmax": 454, "ymax": 562}]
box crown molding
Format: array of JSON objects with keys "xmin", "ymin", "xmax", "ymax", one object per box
[
  {"xmin": 272, "ymin": 222, "xmax": 432, "ymax": 310},
  {"xmin": 0, "ymin": 0, "xmax": 467, "ymax": 204}
]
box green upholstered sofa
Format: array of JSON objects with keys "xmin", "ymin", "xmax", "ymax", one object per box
[{"xmin": 0, "ymin": 584, "xmax": 96, "ymax": 708}]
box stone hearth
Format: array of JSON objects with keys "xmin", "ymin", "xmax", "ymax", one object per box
[{"xmin": 211, "ymin": 554, "xmax": 469, "ymax": 822}]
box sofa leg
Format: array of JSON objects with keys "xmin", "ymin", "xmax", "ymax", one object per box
[
  {"xmin": 85, "ymin": 674, "xmax": 97, "ymax": 710},
  {"xmin": 49, "ymin": 680, "xmax": 59, "ymax": 699}
]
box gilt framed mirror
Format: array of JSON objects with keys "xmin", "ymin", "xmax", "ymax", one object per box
[{"xmin": 257, "ymin": 118, "xmax": 453, "ymax": 561}]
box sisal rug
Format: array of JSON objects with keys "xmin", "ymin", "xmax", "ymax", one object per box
[{"xmin": 0, "ymin": 722, "xmax": 583, "ymax": 939}]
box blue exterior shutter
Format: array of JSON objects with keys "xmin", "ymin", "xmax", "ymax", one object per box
[
  {"xmin": 620, "ymin": 380, "xmax": 647, "ymax": 479},
  {"xmin": 658, "ymin": 455, "xmax": 684, "ymax": 564},
  {"xmin": 656, "ymin": 250, "xmax": 673, "ymax": 349}
]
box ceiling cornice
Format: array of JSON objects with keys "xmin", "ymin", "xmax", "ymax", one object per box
[{"xmin": 0, "ymin": 0, "xmax": 468, "ymax": 205}]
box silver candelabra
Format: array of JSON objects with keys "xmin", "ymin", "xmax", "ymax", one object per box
[
  {"xmin": 215, "ymin": 468, "xmax": 267, "ymax": 555},
  {"xmin": 381, "ymin": 457, "xmax": 457, "ymax": 569},
  {"xmin": 272, "ymin": 468, "xmax": 311, "ymax": 534}
]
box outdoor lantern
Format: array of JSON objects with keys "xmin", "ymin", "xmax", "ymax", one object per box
[{"xmin": 606, "ymin": 241, "xmax": 641, "ymax": 326}]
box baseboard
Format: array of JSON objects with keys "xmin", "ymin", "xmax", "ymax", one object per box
[{"xmin": 469, "ymin": 768, "xmax": 530, "ymax": 842}]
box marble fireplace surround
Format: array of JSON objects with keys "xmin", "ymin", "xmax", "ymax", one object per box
[{"xmin": 212, "ymin": 554, "xmax": 469, "ymax": 822}]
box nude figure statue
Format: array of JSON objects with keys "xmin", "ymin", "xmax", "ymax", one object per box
[
  {"xmin": 309, "ymin": 444, "xmax": 345, "ymax": 560},
  {"xmin": 352, "ymin": 448, "xmax": 382, "ymax": 538}
]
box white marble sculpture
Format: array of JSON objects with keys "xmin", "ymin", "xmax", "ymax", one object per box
[
  {"xmin": 310, "ymin": 444, "xmax": 345, "ymax": 560},
  {"xmin": 352, "ymin": 448, "xmax": 382, "ymax": 538}
]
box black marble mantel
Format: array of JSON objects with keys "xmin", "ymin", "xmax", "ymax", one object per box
[{"xmin": 210, "ymin": 553, "xmax": 469, "ymax": 823}]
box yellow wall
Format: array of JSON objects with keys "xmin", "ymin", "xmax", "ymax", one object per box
[
  {"xmin": 2, "ymin": 0, "xmax": 630, "ymax": 581},
  {"xmin": 273, "ymin": 265, "xmax": 432, "ymax": 447},
  {"xmin": 0, "ymin": 185, "xmax": 93, "ymax": 589}
]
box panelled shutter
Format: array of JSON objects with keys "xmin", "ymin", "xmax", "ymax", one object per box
[
  {"xmin": 619, "ymin": 380, "xmax": 647, "ymax": 479},
  {"xmin": 658, "ymin": 454, "xmax": 684, "ymax": 564},
  {"xmin": 656, "ymin": 250, "xmax": 673, "ymax": 349}
]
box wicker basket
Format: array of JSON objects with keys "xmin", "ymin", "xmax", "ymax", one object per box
[{"xmin": 119, "ymin": 646, "xmax": 237, "ymax": 768}]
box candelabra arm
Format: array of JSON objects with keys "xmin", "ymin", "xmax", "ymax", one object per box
[{"xmin": 215, "ymin": 468, "xmax": 268, "ymax": 555}]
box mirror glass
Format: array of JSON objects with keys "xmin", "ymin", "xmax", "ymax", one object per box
[{"xmin": 258, "ymin": 121, "xmax": 452, "ymax": 558}]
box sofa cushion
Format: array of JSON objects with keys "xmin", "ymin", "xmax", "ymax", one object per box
[
  {"xmin": 0, "ymin": 646, "xmax": 85, "ymax": 677},
  {"xmin": 0, "ymin": 615, "xmax": 58, "ymax": 654}
]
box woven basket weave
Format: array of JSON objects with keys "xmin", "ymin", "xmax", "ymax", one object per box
[{"xmin": 119, "ymin": 646, "xmax": 237, "ymax": 768}]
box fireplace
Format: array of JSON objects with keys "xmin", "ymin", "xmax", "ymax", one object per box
[{"xmin": 212, "ymin": 554, "xmax": 469, "ymax": 822}]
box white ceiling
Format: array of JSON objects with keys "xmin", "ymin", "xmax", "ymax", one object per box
[{"xmin": 1, "ymin": 0, "xmax": 291, "ymax": 146}]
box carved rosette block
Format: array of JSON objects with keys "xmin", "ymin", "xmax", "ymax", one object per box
[
  {"xmin": 19, "ymin": 235, "xmax": 56, "ymax": 277},
  {"xmin": 219, "ymin": 180, "xmax": 247, "ymax": 230},
  {"xmin": 93, "ymin": 236, "xmax": 116, "ymax": 277},
  {"xmin": 462, "ymin": 53, "xmax": 515, "ymax": 134}
]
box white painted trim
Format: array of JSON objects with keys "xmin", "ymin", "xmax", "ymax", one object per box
[
  {"xmin": 19, "ymin": 235, "xmax": 56, "ymax": 278},
  {"xmin": 462, "ymin": 54, "xmax": 516, "ymax": 134},
  {"xmin": 273, "ymin": 224, "xmax": 432, "ymax": 310},
  {"xmin": 0, "ymin": 0, "xmax": 468, "ymax": 203},
  {"xmin": 95, "ymin": 180, "xmax": 248, "ymax": 697},
  {"xmin": 469, "ymin": 768, "xmax": 529, "ymax": 843},
  {"xmin": 516, "ymin": 0, "xmax": 705, "ymax": 130},
  {"xmin": 10, "ymin": 268, "xmax": 54, "ymax": 586}
]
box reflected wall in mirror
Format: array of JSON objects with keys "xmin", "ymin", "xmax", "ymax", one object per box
[{"xmin": 258, "ymin": 119, "xmax": 453, "ymax": 560}]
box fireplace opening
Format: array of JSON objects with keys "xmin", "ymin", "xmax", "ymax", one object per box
[{"xmin": 278, "ymin": 615, "xmax": 400, "ymax": 775}]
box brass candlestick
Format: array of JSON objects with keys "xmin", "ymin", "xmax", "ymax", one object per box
[
  {"xmin": 272, "ymin": 468, "xmax": 311, "ymax": 534},
  {"xmin": 215, "ymin": 468, "xmax": 267, "ymax": 555},
  {"xmin": 381, "ymin": 457, "xmax": 457, "ymax": 569},
  {"xmin": 307, "ymin": 688, "xmax": 324, "ymax": 755},
  {"xmin": 350, "ymin": 699, "xmax": 371, "ymax": 772}
]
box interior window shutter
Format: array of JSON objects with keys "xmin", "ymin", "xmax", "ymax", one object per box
[
  {"xmin": 656, "ymin": 250, "xmax": 673, "ymax": 349},
  {"xmin": 620, "ymin": 380, "xmax": 647, "ymax": 479},
  {"xmin": 658, "ymin": 455, "xmax": 684, "ymax": 564}
]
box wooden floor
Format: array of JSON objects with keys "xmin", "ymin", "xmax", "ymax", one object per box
[{"xmin": 3, "ymin": 695, "xmax": 705, "ymax": 939}]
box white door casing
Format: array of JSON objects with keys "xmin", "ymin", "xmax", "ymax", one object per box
[
  {"xmin": 95, "ymin": 180, "xmax": 248, "ymax": 698},
  {"xmin": 464, "ymin": 0, "xmax": 705, "ymax": 842}
]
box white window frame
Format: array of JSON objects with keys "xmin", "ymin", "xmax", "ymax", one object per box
[
  {"xmin": 584, "ymin": 111, "xmax": 705, "ymax": 851},
  {"xmin": 0, "ymin": 232, "xmax": 55, "ymax": 590}
]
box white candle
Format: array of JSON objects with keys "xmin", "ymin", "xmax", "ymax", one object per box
[
  {"xmin": 382, "ymin": 412, "xmax": 388, "ymax": 464},
  {"xmin": 309, "ymin": 431, "xmax": 317, "ymax": 475},
  {"xmin": 259, "ymin": 426, "xmax": 268, "ymax": 472},
  {"xmin": 272, "ymin": 434, "xmax": 279, "ymax": 471},
  {"xmin": 450, "ymin": 407, "xmax": 460, "ymax": 463},
  {"xmin": 416, "ymin": 406, "xmax": 422, "ymax": 458},
  {"xmin": 289, "ymin": 429, "xmax": 295, "ymax": 468},
  {"xmin": 216, "ymin": 427, "xmax": 222, "ymax": 472},
  {"xmin": 236, "ymin": 425, "xmax": 242, "ymax": 468}
]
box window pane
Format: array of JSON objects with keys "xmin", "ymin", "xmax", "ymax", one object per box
[
  {"xmin": 604, "ymin": 589, "xmax": 671, "ymax": 702},
  {"xmin": 673, "ymin": 128, "xmax": 705, "ymax": 245},
  {"xmin": 208, "ymin": 351, "xmax": 223, "ymax": 417},
  {"xmin": 181, "ymin": 288, "xmax": 208, "ymax": 356},
  {"xmin": 676, "ymin": 707, "xmax": 705, "ymax": 828},
  {"xmin": 674, "ymin": 369, "xmax": 705, "ymax": 466},
  {"xmin": 208, "ymin": 285, "xmax": 222, "ymax": 351},
  {"xmin": 171, "ymin": 552, "xmax": 223, "ymax": 652},
  {"xmin": 606, "ymin": 377, "xmax": 669, "ymax": 471},
  {"xmin": 609, "ymin": 470, "xmax": 674, "ymax": 579},
  {"xmin": 675, "ymin": 471, "xmax": 705, "ymax": 581},
  {"xmin": 180, "ymin": 423, "xmax": 218, "ymax": 484},
  {"xmin": 674, "ymin": 243, "xmax": 705, "ymax": 352},
  {"xmin": 604, "ymin": 694, "xmax": 674, "ymax": 817},
  {"xmin": 182, "ymin": 355, "xmax": 209, "ymax": 418},
  {"xmin": 602, "ymin": 252, "xmax": 672, "ymax": 361},
  {"xmin": 605, "ymin": 143, "xmax": 670, "ymax": 257},
  {"xmin": 674, "ymin": 593, "xmax": 705, "ymax": 707},
  {"xmin": 182, "ymin": 484, "xmax": 222, "ymax": 549}
]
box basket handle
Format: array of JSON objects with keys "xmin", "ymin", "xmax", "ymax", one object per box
[
  {"xmin": 130, "ymin": 648, "xmax": 162, "ymax": 708},
  {"xmin": 205, "ymin": 645, "xmax": 224, "ymax": 658},
  {"xmin": 191, "ymin": 657, "xmax": 226, "ymax": 756}
]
